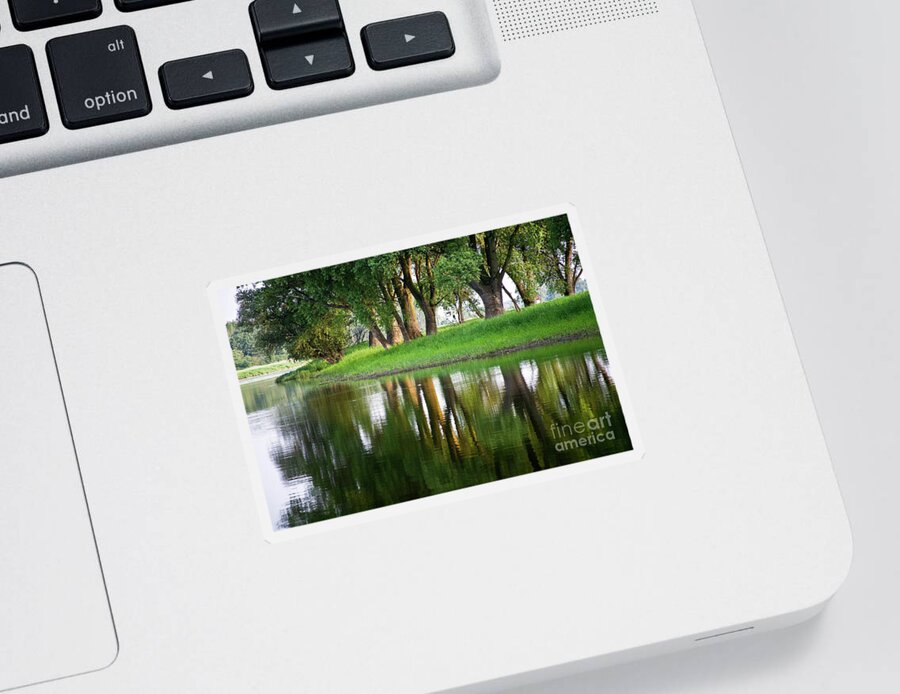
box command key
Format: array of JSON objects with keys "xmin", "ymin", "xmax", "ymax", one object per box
[{"xmin": 0, "ymin": 45, "xmax": 49, "ymax": 145}]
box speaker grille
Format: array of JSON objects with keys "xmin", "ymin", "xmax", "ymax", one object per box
[{"xmin": 493, "ymin": 0, "xmax": 659, "ymax": 42}]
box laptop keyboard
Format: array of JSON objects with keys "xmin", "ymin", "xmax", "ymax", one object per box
[{"xmin": 0, "ymin": 0, "xmax": 499, "ymax": 176}]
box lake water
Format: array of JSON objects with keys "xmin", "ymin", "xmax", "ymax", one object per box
[{"xmin": 240, "ymin": 339, "xmax": 632, "ymax": 529}]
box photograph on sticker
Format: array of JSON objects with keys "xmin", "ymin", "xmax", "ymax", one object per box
[{"xmin": 217, "ymin": 211, "xmax": 634, "ymax": 530}]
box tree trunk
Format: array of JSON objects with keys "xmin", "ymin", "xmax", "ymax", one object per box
[
  {"xmin": 400, "ymin": 254, "xmax": 439, "ymax": 336},
  {"xmin": 392, "ymin": 307, "xmax": 410, "ymax": 342},
  {"xmin": 503, "ymin": 285, "xmax": 521, "ymax": 312},
  {"xmin": 388, "ymin": 319, "xmax": 404, "ymax": 346},
  {"xmin": 400, "ymin": 287, "xmax": 423, "ymax": 339},
  {"xmin": 369, "ymin": 323, "xmax": 389, "ymax": 349},
  {"xmin": 481, "ymin": 289, "xmax": 505, "ymax": 318},
  {"xmin": 393, "ymin": 277, "xmax": 423, "ymax": 339},
  {"xmin": 467, "ymin": 229, "xmax": 513, "ymax": 319},
  {"xmin": 421, "ymin": 303, "xmax": 438, "ymax": 336},
  {"xmin": 564, "ymin": 239, "xmax": 576, "ymax": 295},
  {"xmin": 470, "ymin": 280, "xmax": 505, "ymax": 318},
  {"xmin": 510, "ymin": 276, "xmax": 537, "ymax": 307}
]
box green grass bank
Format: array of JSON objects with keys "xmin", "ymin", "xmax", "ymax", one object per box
[
  {"xmin": 278, "ymin": 292, "xmax": 603, "ymax": 383},
  {"xmin": 236, "ymin": 360, "xmax": 297, "ymax": 380}
]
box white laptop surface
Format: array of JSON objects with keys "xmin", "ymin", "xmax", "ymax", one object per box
[{"xmin": 0, "ymin": 1, "xmax": 851, "ymax": 692}]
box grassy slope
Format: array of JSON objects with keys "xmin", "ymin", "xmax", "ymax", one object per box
[
  {"xmin": 236, "ymin": 360, "xmax": 297, "ymax": 380},
  {"xmin": 281, "ymin": 292, "xmax": 602, "ymax": 383}
]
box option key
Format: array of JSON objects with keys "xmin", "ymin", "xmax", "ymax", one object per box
[{"xmin": 47, "ymin": 26, "xmax": 152, "ymax": 130}]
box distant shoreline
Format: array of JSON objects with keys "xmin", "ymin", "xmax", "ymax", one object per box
[{"xmin": 239, "ymin": 368, "xmax": 296, "ymax": 385}]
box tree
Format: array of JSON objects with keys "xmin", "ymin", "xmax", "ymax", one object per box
[
  {"xmin": 232, "ymin": 348, "xmax": 252, "ymax": 369},
  {"xmin": 398, "ymin": 240, "xmax": 481, "ymax": 335},
  {"xmin": 504, "ymin": 222, "xmax": 548, "ymax": 306},
  {"xmin": 329, "ymin": 260, "xmax": 399, "ymax": 348},
  {"xmin": 362, "ymin": 253, "xmax": 422, "ymax": 342},
  {"xmin": 288, "ymin": 309, "xmax": 348, "ymax": 364},
  {"xmin": 433, "ymin": 241, "xmax": 482, "ymax": 323},
  {"xmin": 234, "ymin": 256, "xmax": 414, "ymax": 363},
  {"xmin": 467, "ymin": 226, "xmax": 524, "ymax": 318},
  {"xmin": 227, "ymin": 321, "xmax": 288, "ymax": 367},
  {"xmin": 538, "ymin": 215, "xmax": 582, "ymax": 296},
  {"xmin": 232, "ymin": 213, "xmax": 583, "ymax": 367},
  {"xmin": 392, "ymin": 275, "xmax": 423, "ymax": 339},
  {"xmin": 236, "ymin": 276, "xmax": 350, "ymax": 363},
  {"xmin": 398, "ymin": 245, "xmax": 442, "ymax": 335}
]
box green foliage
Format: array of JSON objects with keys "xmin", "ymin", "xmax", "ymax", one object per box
[
  {"xmin": 232, "ymin": 348, "xmax": 252, "ymax": 370},
  {"xmin": 537, "ymin": 215, "xmax": 582, "ymax": 295},
  {"xmin": 228, "ymin": 321, "xmax": 287, "ymax": 368},
  {"xmin": 430, "ymin": 243, "xmax": 479, "ymax": 290},
  {"xmin": 288, "ymin": 310, "xmax": 349, "ymax": 364}
]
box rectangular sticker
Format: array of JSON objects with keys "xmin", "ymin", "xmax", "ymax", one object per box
[{"xmin": 211, "ymin": 206, "xmax": 637, "ymax": 537}]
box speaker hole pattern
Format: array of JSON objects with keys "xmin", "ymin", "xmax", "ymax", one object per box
[{"xmin": 493, "ymin": 0, "xmax": 659, "ymax": 41}]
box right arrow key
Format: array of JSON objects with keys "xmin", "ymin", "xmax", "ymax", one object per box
[{"xmin": 361, "ymin": 12, "xmax": 455, "ymax": 71}]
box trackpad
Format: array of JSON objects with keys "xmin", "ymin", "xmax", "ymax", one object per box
[{"xmin": 0, "ymin": 264, "xmax": 117, "ymax": 691}]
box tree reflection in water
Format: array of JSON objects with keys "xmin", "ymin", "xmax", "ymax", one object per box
[{"xmin": 240, "ymin": 339, "xmax": 632, "ymax": 528}]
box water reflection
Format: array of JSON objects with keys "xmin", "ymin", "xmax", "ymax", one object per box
[{"xmin": 240, "ymin": 340, "xmax": 632, "ymax": 529}]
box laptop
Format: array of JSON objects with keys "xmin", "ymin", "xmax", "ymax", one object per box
[{"xmin": 0, "ymin": 1, "xmax": 851, "ymax": 692}]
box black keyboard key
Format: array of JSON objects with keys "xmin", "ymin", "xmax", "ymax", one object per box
[
  {"xmin": 250, "ymin": 0, "xmax": 343, "ymax": 44},
  {"xmin": 159, "ymin": 50, "xmax": 254, "ymax": 109},
  {"xmin": 115, "ymin": 0, "xmax": 191, "ymax": 11},
  {"xmin": 261, "ymin": 34, "xmax": 353, "ymax": 90},
  {"xmin": 47, "ymin": 26, "xmax": 152, "ymax": 130},
  {"xmin": 361, "ymin": 12, "xmax": 455, "ymax": 71},
  {"xmin": 0, "ymin": 45, "xmax": 49, "ymax": 145},
  {"xmin": 8, "ymin": 0, "xmax": 102, "ymax": 32}
]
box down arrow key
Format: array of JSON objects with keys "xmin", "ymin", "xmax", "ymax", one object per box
[{"xmin": 260, "ymin": 34, "xmax": 355, "ymax": 89}]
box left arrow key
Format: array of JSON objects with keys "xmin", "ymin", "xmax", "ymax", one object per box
[{"xmin": 159, "ymin": 50, "xmax": 254, "ymax": 110}]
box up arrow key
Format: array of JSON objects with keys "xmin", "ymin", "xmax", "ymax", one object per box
[
  {"xmin": 404, "ymin": 34, "xmax": 415, "ymax": 43},
  {"xmin": 251, "ymin": 0, "xmax": 344, "ymax": 43}
]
